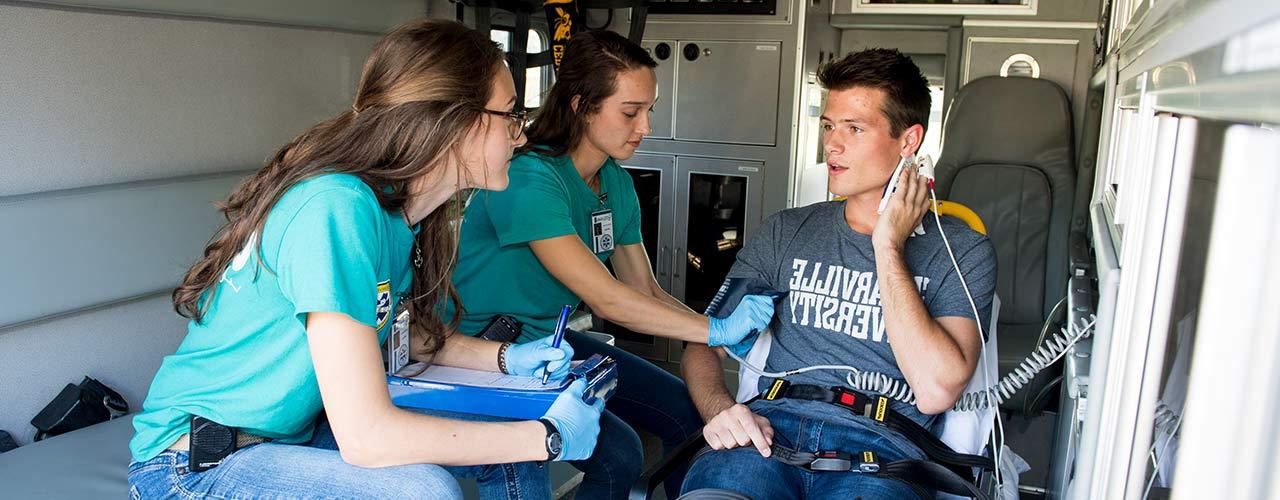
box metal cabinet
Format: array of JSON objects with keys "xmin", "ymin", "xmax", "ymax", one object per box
[
  {"xmin": 674, "ymin": 41, "xmax": 782, "ymax": 146},
  {"xmin": 671, "ymin": 157, "xmax": 764, "ymax": 313},
  {"xmin": 619, "ymin": 153, "xmax": 677, "ymax": 290},
  {"xmin": 667, "ymin": 157, "xmax": 764, "ymax": 362},
  {"xmin": 642, "ymin": 38, "xmax": 784, "ymax": 146},
  {"xmin": 604, "ymin": 154, "xmax": 765, "ymax": 363},
  {"xmin": 641, "ymin": 40, "xmax": 676, "ymax": 140}
]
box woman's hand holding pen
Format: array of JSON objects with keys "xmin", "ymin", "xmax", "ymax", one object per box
[{"xmin": 506, "ymin": 336, "xmax": 575, "ymax": 382}]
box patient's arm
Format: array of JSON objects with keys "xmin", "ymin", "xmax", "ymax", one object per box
[
  {"xmin": 877, "ymin": 241, "xmax": 981, "ymax": 414},
  {"xmin": 682, "ymin": 343, "xmax": 773, "ymax": 456},
  {"xmin": 873, "ymin": 166, "xmax": 983, "ymax": 415}
]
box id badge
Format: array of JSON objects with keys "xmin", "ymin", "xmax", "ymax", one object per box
[
  {"xmin": 591, "ymin": 209, "xmax": 614, "ymax": 253},
  {"xmin": 385, "ymin": 299, "xmax": 411, "ymax": 375}
]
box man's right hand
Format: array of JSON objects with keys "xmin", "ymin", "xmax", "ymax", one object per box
[
  {"xmin": 541, "ymin": 378, "xmax": 605, "ymax": 461},
  {"xmin": 703, "ymin": 403, "xmax": 773, "ymax": 457}
]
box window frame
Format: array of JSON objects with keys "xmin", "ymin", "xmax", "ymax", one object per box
[{"xmin": 489, "ymin": 24, "xmax": 554, "ymax": 110}]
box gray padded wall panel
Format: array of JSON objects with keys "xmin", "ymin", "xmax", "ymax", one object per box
[
  {"xmin": 0, "ymin": 173, "xmax": 248, "ymax": 328},
  {"xmin": 18, "ymin": 0, "xmax": 427, "ymax": 33},
  {"xmin": 0, "ymin": 3, "xmax": 378, "ymax": 196},
  {"xmin": 0, "ymin": 4, "xmax": 391, "ymax": 448},
  {"xmin": 0, "ymin": 295, "xmax": 185, "ymax": 445}
]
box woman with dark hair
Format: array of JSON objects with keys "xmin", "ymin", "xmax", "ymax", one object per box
[
  {"xmin": 449, "ymin": 30, "xmax": 775, "ymax": 499},
  {"xmin": 127, "ymin": 19, "xmax": 603, "ymax": 499}
]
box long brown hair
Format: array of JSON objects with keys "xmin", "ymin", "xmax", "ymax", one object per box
[
  {"xmin": 173, "ymin": 19, "xmax": 503, "ymax": 355},
  {"xmin": 521, "ymin": 30, "xmax": 655, "ymax": 157}
]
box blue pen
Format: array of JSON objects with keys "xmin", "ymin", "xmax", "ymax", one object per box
[{"xmin": 543, "ymin": 305, "xmax": 572, "ymax": 385}]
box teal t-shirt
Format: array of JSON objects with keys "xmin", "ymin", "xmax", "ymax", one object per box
[
  {"xmin": 450, "ymin": 151, "xmax": 642, "ymax": 343},
  {"xmin": 130, "ymin": 173, "xmax": 416, "ymax": 462}
]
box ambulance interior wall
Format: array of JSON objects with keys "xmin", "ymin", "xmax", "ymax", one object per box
[{"xmin": 0, "ymin": 1, "xmax": 416, "ymax": 444}]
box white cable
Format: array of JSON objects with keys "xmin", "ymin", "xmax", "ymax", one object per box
[
  {"xmin": 831, "ymin": 315, "xmax": 1096, "ymax": 412},
  {"xmin": 930, "ymin": 188, "xmax": 1003, "ymax": 488}
]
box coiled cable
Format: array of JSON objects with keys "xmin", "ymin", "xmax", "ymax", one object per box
[
  {"xmin": 727, "ymin": 314, "xmax": 1096, "ymax": 412},
  {"xmin": 1152, "ymin": 402, "xmax": 1181, "ymax": 436},
  {"xmin": 843, "ymin": 315, "xmax": 1097, "ymax": 411}
]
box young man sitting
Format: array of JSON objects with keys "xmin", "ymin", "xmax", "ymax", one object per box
[{"xmin": 678, "ymin": 48, "xmax": 998, "ymax": 499}]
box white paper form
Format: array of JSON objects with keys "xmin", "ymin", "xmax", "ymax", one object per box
[{"xmin": 395, "ymin": 362, "xmax": 576, "ymax": 392}]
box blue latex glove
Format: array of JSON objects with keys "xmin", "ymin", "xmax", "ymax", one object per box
[
  {"xmin": 707, "ymin": 294, "xmax": 775, "ymax": 347},
  {"xmin": 506, "ymin": 336, "xmax": 575, "ymax": 382},
  {"xmin": 725, "ymin": 330, "xmax": 760, "ymax": 359},
  {"xmin": 541, "ymin": 378, "xmax": 605, "ymax": 461}
]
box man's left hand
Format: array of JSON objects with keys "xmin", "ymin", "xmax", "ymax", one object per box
[{"xmin": 872, "ymin": 163, "xmax": 930, "ymax": 251}]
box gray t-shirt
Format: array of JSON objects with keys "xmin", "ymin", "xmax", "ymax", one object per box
[{"xmin": 730, "ymin": 200, "xmax": 996, "ymax": 435}]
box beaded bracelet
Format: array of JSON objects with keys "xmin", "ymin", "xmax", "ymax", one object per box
[{"xmin": 497, "ymin": 342, "xmax": 513, "ymax": 375}]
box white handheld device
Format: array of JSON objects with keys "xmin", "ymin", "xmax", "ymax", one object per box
[
  {"xmin": 876, "ymin": 155, "xmax": 935, "ymax": 214},
  {"xmin": 877, "ymin": 156, "xmax": 912, "ymax": 214}
]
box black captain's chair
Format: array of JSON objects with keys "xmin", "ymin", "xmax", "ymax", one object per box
[{"xmin": 932, "ymin": 75, "xmax": 1076, "ymax": 414}]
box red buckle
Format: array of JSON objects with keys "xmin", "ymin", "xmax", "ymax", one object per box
[{"xmin": 830, "ymin": 388, "xmax": 860, "ymax": 409}]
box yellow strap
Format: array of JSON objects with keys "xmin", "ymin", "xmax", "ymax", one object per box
[
  {"xmin": 766, "ymin": 379, "xmax": 786, "ymax": 400},
  {"xmin": 828, "ymin": 197, "xmax": 987, "ymax": 235},
  {"xmin": 930, "ymin": 200, "xmax": 987, "ymax": 235}
]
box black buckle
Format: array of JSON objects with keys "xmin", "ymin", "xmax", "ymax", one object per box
[{"xmin": 763, "ymin": 379, "xmax": 790, "ymax": 401}]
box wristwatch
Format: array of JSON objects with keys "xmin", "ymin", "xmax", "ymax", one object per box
[{"xmin": 537, "ymin": 418, "xmax": 562, "ymax": 461}]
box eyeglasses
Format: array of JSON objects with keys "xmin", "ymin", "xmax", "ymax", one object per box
[{"xmin": 481, "ymin": 108, "xmax": 528, "ymax": 140}]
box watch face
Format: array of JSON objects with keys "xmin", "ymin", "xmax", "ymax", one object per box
[{"xmin": 547, "ymin": 432, "xmax": 563, "ymax": 457}]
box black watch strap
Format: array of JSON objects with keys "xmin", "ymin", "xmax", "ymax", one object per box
[{"xmin": 537, "ymin": 418, "xmax": 561, "ymax": 461}]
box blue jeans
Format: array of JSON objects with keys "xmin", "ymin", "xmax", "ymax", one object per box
[
  {"xmin": 680, "ymin": 401, "xmax": 925, "ymax": 499},
  {"xmin": 306, "ymin": 410, "xmax": 549, "ymax": 500},
  {"xmin": 401, "ymin": 408, "xmax": 552, "ymax": 500},
  {"xmin": 128, "ymin": 437, "xmax": 461, "ymax": 499},
  {"xmin": 128, "ymin": 413, "xmax": 548, "ymax": 500},
  {"xmin": 566, "ymin": 330, "xmax": 702, "ymax": 500}
]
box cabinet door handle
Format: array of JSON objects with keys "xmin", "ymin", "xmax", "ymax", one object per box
[
  {"xmin": 673, "ymin": 246, "xmax": 683, "ymax": 279},
  {"xmin": 658, "ymin": 246, "xmax": 669, "ymax": 277}
]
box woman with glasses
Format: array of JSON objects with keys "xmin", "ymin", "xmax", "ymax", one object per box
[
  {"xmin": 127, "ymin": 19, "xmax": 604, "ymax": 500},
  {"xmin": 448, "ymin": 30, "xmax": 775, "ymax": 499}
]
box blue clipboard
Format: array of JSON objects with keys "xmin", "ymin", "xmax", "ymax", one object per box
[{"xmin": 387, "ymin": 354, "xmax": 618, "ymax": 420}]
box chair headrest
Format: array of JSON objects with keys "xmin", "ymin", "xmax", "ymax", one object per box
[{"xmin": 936, "ymin": 76, "xmax": 1074, "ymax": 181}]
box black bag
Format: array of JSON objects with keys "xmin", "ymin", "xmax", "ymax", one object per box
[{"xmin": 30, "ymin": 376, "xmax": 128, "ymax": 441}]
